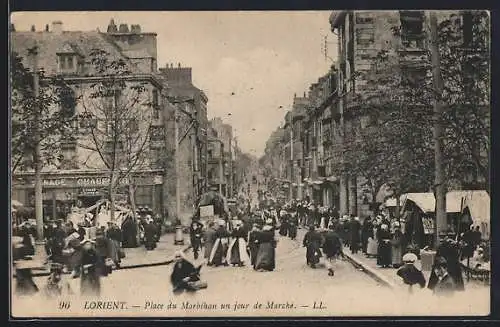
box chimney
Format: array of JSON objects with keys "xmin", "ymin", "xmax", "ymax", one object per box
[
  {"xmin": 52, "ymin": 21, "xmax": 63, "ymax": 34},
  {"xmin": 107, "ymin": 19, "xmax": 118, "ymax": 33},
  {"xmin": 130, "ymin": 24, "xmax": 141, "ymax": 33},
  {"xmin": 31, "ymin": 25, "xmax": 36, "ymax": 32},
  {"xmin": 45, "ymin": 24, "xmax": 49, "ymax": 32},
  {"xmin": 118, "ymin": 24, "xmax": 129, "ymax": 33}
]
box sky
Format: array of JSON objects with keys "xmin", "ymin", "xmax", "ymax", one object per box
[{"xmin": 11, "ymin": 11, "xmax": 337, "ymax": 157}]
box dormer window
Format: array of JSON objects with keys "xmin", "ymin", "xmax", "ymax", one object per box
[
  {"xmin": 58, "ymin": 54, "xmax": 76, "ymax": 73},
  {"xmin": 56, "ymin": 42, "xmax": 83, "ymax": 75}
]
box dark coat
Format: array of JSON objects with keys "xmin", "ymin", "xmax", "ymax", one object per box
[
  {"xmin": 170, "ymin": 258, "xmax": 201, "ymax": 292},
  {"xmin": 397, "ymin": 264, "xmax": 426, "ymax": 287},
  {"xmin": 255, "ymin": 230, "xmax": 276, "ymax": 271},
  {"xmin": 323, "ymin": 231, "xmax": 342, "ymax": 258},
  {"xmin": 79, "ymin": 248, "xmax": 102, "ymax": 296},
  {"xmin": 203, "ymin": 228, "xmax": 217, "ymax": 259},
  {"xmin": 144, "ymin": 223, "xmax": 157, "ymax": 250},
  {"xmin": 433, "ymin": 274, "xmax": 457, "ymax": 296},
  {"xmin": 427, "ymin": 242, "xmax": 464, "ymax": 291},
  {"xmin": 303, "ymin": 230, "xmax": 322, "ymax": 265}
]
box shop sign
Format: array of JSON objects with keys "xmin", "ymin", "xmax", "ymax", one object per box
[
  {"xmin": 43, "ymin": 178, "xmax": 66, "ymax": 187},
  {"xmin": 76, "ymin": 177, "xmax": 129, "ymax": 187}
]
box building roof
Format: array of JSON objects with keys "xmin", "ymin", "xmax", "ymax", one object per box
[
  {"xmin": 122, "ymin": 48, "xmax": 153, "ymax": 59},
  {"xmin": 329, "ymin": 11, "xmax": 347, "ymax": 30},
  {"xmin": 11, "ymin": 31, "xmax": 134, "ymax": 75}
]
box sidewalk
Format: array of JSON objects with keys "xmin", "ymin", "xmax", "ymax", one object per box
[
  {"xmin": 294, "ymin": 226, "xmax": 489, "ymax": 291},
  {"xmin": 16, "ymin": 233, "xmax": 192, "ymax": 277}
]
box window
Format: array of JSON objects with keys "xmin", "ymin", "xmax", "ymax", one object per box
[
  {"xmin": 135, "ymin": 186, "xmax": 153, "ymax": 207},
  {"xmin": 152, "ymin": 89, "xmax": 160, "ymax": 120},
  {"xmin": 400, "ymin": 11, "xmax": 425, "ymax": 48},
  {"xmin": 208, "ymin": 149, "xmax": 213, "ymax": 159},
  {"xmin": 58, "ymin": 55, "xmax": 76, "ymax": 73}
]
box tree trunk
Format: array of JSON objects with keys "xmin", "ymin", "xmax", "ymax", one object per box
[
  {"xmin": 129, "ymin": 183, "xmax": 137, "ymax": 220},
  {"xmin": 109, "ymin": 173, "xmax": 116, "ymax": 222}
]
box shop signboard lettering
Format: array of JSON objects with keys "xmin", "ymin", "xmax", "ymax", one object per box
[{"xmin": 43, "ymin": 179, "xmax": 66, "ymax": 187}]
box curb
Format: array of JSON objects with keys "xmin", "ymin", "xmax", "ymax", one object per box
[
  {"xmin": 294, "ymin": 226, "xmax": 396, "ymax": 289},
  {"xmin": 341, "ymin": 252, "xmax": 396, "ymax": 289},
  {"xmin": 15, "ymin": 243, "xmax": 192, "ymax": 278}
]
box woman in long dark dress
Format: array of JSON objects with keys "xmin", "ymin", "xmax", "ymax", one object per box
[
  {"xmin": 226, "ymin": 221, "xmax": 250, "ymax": 266},
  {"xmin": 377, "ymin": 224, "xmax": 392, "ymax": 268},
  {"xmin": 247, "ymin": 224, "xmax": 261, "ymax": 269},
  {"xmin": 79, "ymin": 239, "xmax": 103, "ymax": 296},
  {"xmin": 121, "ymin": 215, "xmax": 137, "ymax": 248},
  {"xmin": 208, "ymin": 221, "xmax": 230, "ymax": 267},
  {"xmin": 254, "ymin": 222, "xmax": 276, "ymax": 271},
  {"xmin": 303, "ymin": 225, "xmax": 322, "ymax": 268}
]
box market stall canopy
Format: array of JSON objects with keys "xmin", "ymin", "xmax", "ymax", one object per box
[
  {"xmin": 461, "ymin": 191, "xmax": 490, "ymax": 225},
  {"xmin": 446, "ymin": 190, "xmax": 487, "ymax": 213},
  {"xmin": 400, "ymin": 193, "xmax": 435, "ymax": 213},
  {"xmin": 11, "ymin": 199, "xmax": 23, "ymax": 208}
]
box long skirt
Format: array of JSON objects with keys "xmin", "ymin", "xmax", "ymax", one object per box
[
  {"xmin": 255, "ymin": 242, "xmax": 275, "ymax": 271},
  {"xmin": 306, "ymin": 244, "xmax": 322, "ymax": 265},
  {"xmin": 279, "ymin": 223, "xmax": 288, "ymax": 236},
  {"xmin": 367, "ymin": 237, "xmax": 378, "ymax": 257},
  {"xmin": 391, "ymin": 245, "xmax": 403, "ymax": 266},
  {"xmin": 377, "ymin": 241, "xmax": 392, "ymax": 266},
  {"xmin": 208, "ymin": 238, "xmax": 228, "ymax": 266},
  {"xmin": 249, "ymin": 244, "xmax": 259, "ymax": 267},
  {"xmin": 80, "ymin": 272, "xmax": 101, "ymax": 296},
  {"xmin": 204, "ymin": 241, "xmax": 214, "ymax": 259},
  {"xmin": 288, "ymin": 225, "xmax": 297, "ymax": 239},
  {"xmin": 226, "ymin": 237, "xmax": 251, "ymax": 266}
]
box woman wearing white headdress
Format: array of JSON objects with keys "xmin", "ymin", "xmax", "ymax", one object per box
[
  {"xmin": 208, "ymin": 219, "xmax": 230, "ymax": 267},
  {"xmin": 226, "ymin": 220, "xmax": 251, "ymax": 267}
]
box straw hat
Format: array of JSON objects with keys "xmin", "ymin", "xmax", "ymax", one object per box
[{"xmin": 402, "ymin": 253, "xmax": 418, "ymax": 263}]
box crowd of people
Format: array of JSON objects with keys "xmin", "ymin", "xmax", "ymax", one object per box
[{"xmin": 12, "ymin": 206, "xmax": 165, "ymax": 298}]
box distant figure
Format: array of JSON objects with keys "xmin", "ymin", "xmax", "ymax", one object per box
[
  {"xmin": 322, "ymin": 224, "xmax": 343, "ymax": 276},
  {"xmin": 203, "ymin": 221, "xmax": 217, "ymax": 262},
  {"xmin": 247, "ymin": 224, "xmax": 261, "ymax": 269},
  {"xmin": 254, "ymin": 220, "xmax": 276, "ymax": 272},
  {"xmin": 303, "ymin": 225, "xmax": 322, "ymax": 268}
]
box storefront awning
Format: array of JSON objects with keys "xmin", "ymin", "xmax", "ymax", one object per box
[
  {"xmin": 326, "ymin": 176, "xmax": 338, "ymax": 182},
  {"xmin": 461, "ymin": 190, "xmax": 490, "ymax": 225},
  {"xmin": 446, "ymin": 190, "xmax": 487, "ymax": 213},
  {"xmin": 400, "ymin": 193, "xmax": 435, "ymax": 213}
]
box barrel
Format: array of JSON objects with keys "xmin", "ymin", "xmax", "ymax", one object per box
[{"xmin": 174, "ymin": 226, "xmax": 184, "ymax": 245}]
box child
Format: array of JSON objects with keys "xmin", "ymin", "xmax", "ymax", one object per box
[{"xmin": 397, "ymin": 253, "xmax": 426, "ymax": 294}]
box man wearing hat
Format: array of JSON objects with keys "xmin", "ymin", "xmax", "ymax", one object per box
[
  {"xmin": 430, "ymin": 257, "xmax": 456, "ymax": 296},
  {"xmin": 397, "ymin": 253, "xmax": 426, "ymax": 293},
  {"xmin": 190, "ymin": 218, "xmax": 204, "ymax": 260},
  {"xmin": 254, "ymin": 220, "xmax": 276, "ymax": 271}
]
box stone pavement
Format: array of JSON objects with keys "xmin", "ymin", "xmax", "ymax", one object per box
[
  {"xmin": 294, "ymin": 226, "xmax": 489, "ymax": 291},
  {"xmin": 16, "ymin": 233, "xmax": 192, "ymax": 277}
]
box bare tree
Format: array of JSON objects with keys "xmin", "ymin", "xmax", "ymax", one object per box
[{"xmin": 77, "ymin": 49, "xmax": 154, "ymax": 221}]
